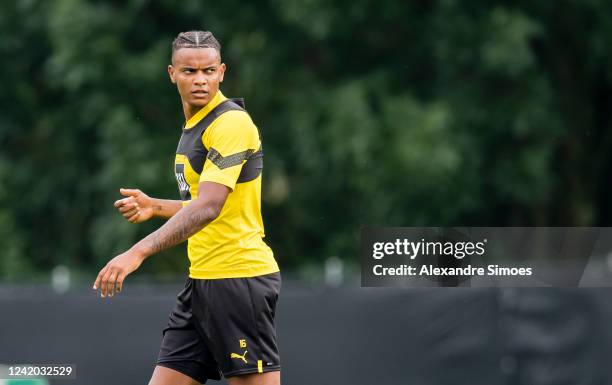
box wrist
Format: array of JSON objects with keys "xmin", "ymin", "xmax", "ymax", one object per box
[
  {"xmin": 129, "ymin": 243, "xmax": 150, "ymax": 262},
  {"xmin": 149, "ymin": 197, "xmax": 163, "ymax": 218}
]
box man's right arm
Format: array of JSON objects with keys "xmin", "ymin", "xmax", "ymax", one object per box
[
  {"xmin": 115, "ymin": 188, "xmax": 182, "ymax": 222},
  {"xmin": 149, "ymin": 197, "xmax": 183, "ymax": 219}
]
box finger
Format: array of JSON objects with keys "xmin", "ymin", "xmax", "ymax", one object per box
[
  {"xmin": 119, "ymin": 203, "xmax": 138, "ymax": 214},
  {"xmin": 123, "ymin": 207, "xmax": 139, "ymax": 218},
  {"xmin": 127, "ymin": 211, "xmax": 141, "ymax": 223},
  {"xmin": 115, "ymin": 197, "xmax": 138, "ymax": 209},
  {"xmin": 100, "ymin": 268, "xmax": 113, "ymax": 298},
  {"xmin": 93, "ymin": 266, "xmax": 108, "ymax": 290},
  {"xmin": 107, "ymin": 270, "xmax": 118, "ymax": 298},
  {"xmin": 114, "ymin": 197, "xmax": 134, "ymax": 208},
  {"xmin": 120, "ymin": 188, "xmax": 140, "ymax": 197},
  {"xmin": 116, "ymin": 273, "xmax": 126, "ymax": 294}
]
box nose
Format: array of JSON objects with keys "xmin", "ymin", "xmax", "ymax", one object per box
[{"xmin": 194, "ymin": 70, "xmax": 207, "ymax": 86}]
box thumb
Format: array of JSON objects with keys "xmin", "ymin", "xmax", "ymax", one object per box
[{"xmin": 120, "ymin": 188, "xmax": 139, "ymax": 197}]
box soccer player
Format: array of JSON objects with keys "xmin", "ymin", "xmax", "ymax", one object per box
[{"xmin": 93, "ymin": 31, "xmax": 281, "ymax": 385}]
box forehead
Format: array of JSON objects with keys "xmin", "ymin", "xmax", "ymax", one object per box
[{"xmin": 172, "ymin": 47, "xmax": 221, "ymax": 67}]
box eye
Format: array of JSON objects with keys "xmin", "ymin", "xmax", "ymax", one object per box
[
  {"xmin": 182, "ymin": 68, "xmax": 195, "ymax": 73},
  {"xmin": 205, "ymin": 68, "xmax": 216, "ymax": 74}
]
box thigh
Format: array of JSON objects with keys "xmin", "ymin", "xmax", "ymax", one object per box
[
  {"xmin": 227, "ymin": 371, "xmax": 281, "ymax": 385},
  {"xmin": 149, "ymin": 365, "xmax": 203, "ymax": 385},
  {"xmin": 192, "ymin": 272, "xmax": 282, "ymax": 378}
]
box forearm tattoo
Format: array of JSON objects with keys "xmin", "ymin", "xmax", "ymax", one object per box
[{"xmin": 141, "ymin": 203, "xmax": 219, "ymax": 254}]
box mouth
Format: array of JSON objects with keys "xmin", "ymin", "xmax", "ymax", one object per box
[{"xmin": 191, "ymin": 90, "xmax": 209, "ymax": 98}]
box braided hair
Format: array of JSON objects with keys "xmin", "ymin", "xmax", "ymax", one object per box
[{"xmin": 172, "ymin": 31, "xmax": 221, "ymax": 55}]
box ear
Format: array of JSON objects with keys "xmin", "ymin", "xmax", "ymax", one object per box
[
  {"xmin": 168, "ymin": 65, "xmax": 176, "ymax": 84},
  {"xmin": 219, "ymin": 63, "xmax": 226, "ymax": 83}
]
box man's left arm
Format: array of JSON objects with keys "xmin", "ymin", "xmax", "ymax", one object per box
[{"xmin": 93, "ymin": 181, "xmax": 229, "ymax": 298}]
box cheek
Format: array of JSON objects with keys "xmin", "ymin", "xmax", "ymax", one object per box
[
  {"xmin": 177, "ymin": 79, "xmax": 191, "ymax": 94},
  {"xmin": 212, "ymin": 74, "xmax": 223, "ymax": 86}
]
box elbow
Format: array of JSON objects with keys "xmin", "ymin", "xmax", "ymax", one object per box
[
  {"xmin": 199, "ymin": 200, "xmax": 223, "ymax": 224},
  {"xmin": 206, "ymin": 203, "xmax": 223, "ymax": 222}
]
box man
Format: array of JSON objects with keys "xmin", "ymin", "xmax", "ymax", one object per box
[{"xmin": 93, "ymin": 31, "xmax": 281, "ymax": 385}]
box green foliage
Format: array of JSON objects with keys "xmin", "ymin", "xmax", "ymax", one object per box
[{"xmin": 1, "ymin": 0, "xmax": 611, "ymax": 277}]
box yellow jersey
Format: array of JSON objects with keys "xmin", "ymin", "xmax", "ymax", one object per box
[{"xmin": 174, "ymin": 90, "xmax": 279, "ymax": 279}]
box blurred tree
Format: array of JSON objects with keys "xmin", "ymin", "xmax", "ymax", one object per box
[{"xmin": 0, "ymin": 0, "xmax": 611, "ymax": 278}]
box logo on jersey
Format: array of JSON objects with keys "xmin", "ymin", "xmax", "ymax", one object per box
[{"xmin": 174, "ymin": 163, "xmax": 191, "ymax": 201}]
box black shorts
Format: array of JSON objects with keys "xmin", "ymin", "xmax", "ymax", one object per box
[{"xmin": 156, "ymin": 272, "xmax": 281, "ymax": 383}]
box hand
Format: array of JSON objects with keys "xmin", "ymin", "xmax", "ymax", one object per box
[
  {"xmin": 114, "ymin": 188, "xmax": 154, "ymax": 223},
  {"xmin": 93, "ymin": 249, "xmax": 144, "ymax": 298}
]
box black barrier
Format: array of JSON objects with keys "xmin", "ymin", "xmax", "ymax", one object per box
[{"xmin": 0, "ymin": 285, "xmax": 612, "ymax": 385}]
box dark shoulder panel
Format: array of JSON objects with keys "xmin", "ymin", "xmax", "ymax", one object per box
[
  {"xmin": 175, "ymin": 98, "xmax": 263, "ymax": 183},
  {"xmin": 175, "ymin": 99, "xmax": 245, "ymax": 174}
]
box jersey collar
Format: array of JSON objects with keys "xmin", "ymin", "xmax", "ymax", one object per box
[{"xmin": 184, "ymin": 90, "xmax": 228, "ymax": 129}]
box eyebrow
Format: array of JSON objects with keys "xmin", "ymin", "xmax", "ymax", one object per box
[{"xmin": 179, "ymin": 65, "xmax": 217, "ymax": 70}]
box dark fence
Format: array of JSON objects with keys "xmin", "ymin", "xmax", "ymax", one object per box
[{"xmin": 1, "ymin": 283, "xmax": 611, "ymax": 385}]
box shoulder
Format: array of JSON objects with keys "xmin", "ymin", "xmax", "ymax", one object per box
[
  {"xmin": 214, "ymin": 108, "xmax": 254, "ymax": 127},
  {"xmin": 203, "ymin": 109, "xmax": 259, "ymax": 147}
]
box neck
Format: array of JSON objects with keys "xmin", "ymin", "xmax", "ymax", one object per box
[{"xmin": 182, "ymin": 101, "xmax": 201, "ymax": 121}]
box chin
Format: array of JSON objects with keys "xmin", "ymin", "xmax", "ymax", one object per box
[{"xmin": 189, "ymin": 97, "xmax": 211, "ymax": 107}]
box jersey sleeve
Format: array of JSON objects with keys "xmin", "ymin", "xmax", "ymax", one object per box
[{"xmin": 199, "ymin": 111, "xmax": 260, "ymax": 190}]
